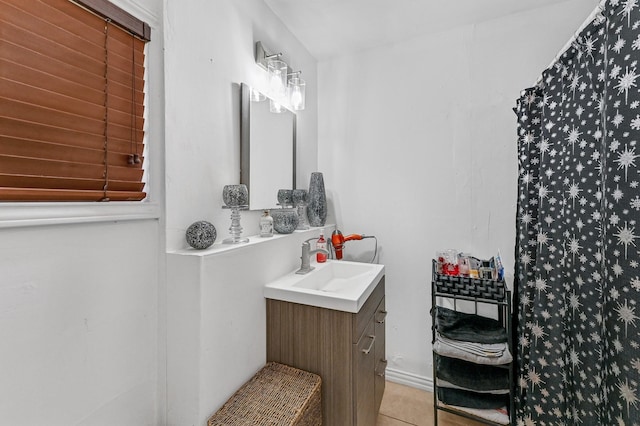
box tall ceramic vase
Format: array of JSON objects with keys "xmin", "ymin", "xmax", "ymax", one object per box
[{"xmin": 307, "ymin": 172, "xmax": 327, "ymax": 227}]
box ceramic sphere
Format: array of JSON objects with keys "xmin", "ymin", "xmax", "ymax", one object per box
[{"xmin": 186, "ymin": 221, "xmax": 217, "ymax": 249}]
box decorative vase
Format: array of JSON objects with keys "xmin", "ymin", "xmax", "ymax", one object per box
[
  {"xmin": 307, "ymin": 172, "xmax": 327, "ymax": 227},
  {"xmin": 272, "ymin": 208, "xmax": 299, "ymax": 234},
  {"xmin": 185, "ymin": 221, "xmax": 217, "ymax": 249}
]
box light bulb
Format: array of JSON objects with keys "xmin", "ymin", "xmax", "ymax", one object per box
[
  {"xmin": 267, "ymin": 60, "xmax": 287, "ymax": 96},
  {"xmin": 287, "ymin": 77, "xmax": 305, "ymax": 111},
  {"xmin": 291, "ymin": 87, "xmax": 302, "ymax": 109},
  {"xmin": 249, "ymin": 87, "xmax": 265, "ymax": 102},
  {"xmin": 270, "ymin": 99, "xmax": 285, "ymax": 113},
  {"xmin": 270, "ymin": 70, "xmax": 283, "ymax": 89}
]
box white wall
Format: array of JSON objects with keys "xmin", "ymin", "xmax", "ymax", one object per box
[
  {"xmin": 0, "ymin": 219, "xmax": 161, "ymax": 425},
  {"xmin": 166, "ymin": 228, "xmax": 331, "ymax": 426},
  {"xmin": 0, "ymin": 0, "xmax": 165, "ymax": 424},
  {"xmin": 164, "ymin": 0, "xmax": 318, "ymax": 251},
  {"xmin": 163, "ymin": 0, "xmax": 319, "ymax": 424},
  {"xmin": 317, "ymin": 0, "xmax": 598, "ymax": 387}
]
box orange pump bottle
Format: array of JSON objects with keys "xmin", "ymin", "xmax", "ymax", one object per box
[{"xmin": 316, "ymin": 231, "xmax": 327, "ymax": 263}]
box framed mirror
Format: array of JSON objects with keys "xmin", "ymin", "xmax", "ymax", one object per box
[{"xmin": 240, "ymin": 83, "xmax": 296, "ymax": 210}]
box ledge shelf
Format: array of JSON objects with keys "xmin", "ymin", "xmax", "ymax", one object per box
[{"xmin": 167, "ymin": 224, "xmax": 335, "ymax": 257}]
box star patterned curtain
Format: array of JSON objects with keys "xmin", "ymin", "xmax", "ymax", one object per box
[{"xmin": 514, "ymin": 1, "xmax": 640, "ymax": 424}]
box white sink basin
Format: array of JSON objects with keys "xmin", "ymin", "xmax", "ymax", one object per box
[{"xmin": 264, "ymin": 260, "xmax": 385, "ymax": 313}]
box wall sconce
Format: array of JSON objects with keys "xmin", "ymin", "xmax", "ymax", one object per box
[{"xmin": 255, "ymin": 41, "xmax": 305, "ymax": 111}]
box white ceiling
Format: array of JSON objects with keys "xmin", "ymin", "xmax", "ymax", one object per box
[{"xmin": 264, "ymin": 0, "xmax": 576, "ymax": 60}]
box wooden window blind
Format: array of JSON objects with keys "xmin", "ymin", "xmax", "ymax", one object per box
[{"xmin": 0, "ymin": 0, "xmax": 150, "ymax": 201}]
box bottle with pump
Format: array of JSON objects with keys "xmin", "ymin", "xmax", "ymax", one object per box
[
  {"xmin": 259, "ymin": 210, "xmax": 273, "ymax": 238},
  {"xmin": 316, "ymin": 230, "xmax": 327, "ymax": 263}
]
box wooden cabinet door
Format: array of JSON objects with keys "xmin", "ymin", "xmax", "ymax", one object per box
[{"xmin": 353, "ymin": 321, "xmax": 376, "ymax": 426}]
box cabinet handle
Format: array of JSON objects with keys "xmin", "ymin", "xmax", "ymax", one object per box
[
  {"xmin": 376, "ymin": 310, "xmax": 388, "ymax": 324},
  {"xmin": 376, "ymin": 359, "xmax": 388, "ymax": 377},
  {"xmin": 362, "ymin": 335, "xmax": 376, "ymax": 354}
]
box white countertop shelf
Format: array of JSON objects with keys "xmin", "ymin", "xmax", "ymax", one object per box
[{"xmin": 167, "ymin": 224, "xmax": 336, "ymax": 257}]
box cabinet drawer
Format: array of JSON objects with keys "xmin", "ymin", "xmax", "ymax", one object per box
[
  {"xmin": 353, "ymin": 276, "xmax": 385, "ymax": 343},
  {"xmin": 353, "ymin": 321, "xmax": 376, "ymax": 426}
]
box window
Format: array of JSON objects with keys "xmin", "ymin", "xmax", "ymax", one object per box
[{"xmin": 0, "ymin": 0, "xmax": 150, "ymax": 201}]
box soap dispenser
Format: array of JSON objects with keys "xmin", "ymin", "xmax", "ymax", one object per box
[
  {"xmin": 316, "ymin": 230, "xmax": 327, "ymax": 263},
  {"xmin": 259, "ymin": 210, "xmax": 274, "ymax": 237}
]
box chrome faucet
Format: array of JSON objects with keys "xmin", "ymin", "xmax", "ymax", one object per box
[{"xmin": 296, "ymin": 238, "xmax": 329, "ymax": 274}]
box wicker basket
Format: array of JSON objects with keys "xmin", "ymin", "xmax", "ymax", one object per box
[
  {"xmin": 208, "ymin": 362, "xmax": 322, "ymax": 426},
  {"xmin": 432, "ymin": 260, "xmax": 506, "ymax": 301}
]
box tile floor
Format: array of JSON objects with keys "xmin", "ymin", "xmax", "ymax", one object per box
[{"xmin": 377, "ymin": 381, "xmax": 486, "ymax": 426}]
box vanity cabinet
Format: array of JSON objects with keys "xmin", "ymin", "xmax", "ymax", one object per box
[{"xmin": 266, "ymin": 276, "xmax": 386, "ymax": 426}]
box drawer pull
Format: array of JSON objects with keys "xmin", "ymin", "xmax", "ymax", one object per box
[
  {"xmin": 376, "ymin": 359, "xmax": 388, "ymax": 377},
  {"xmin": 362, "ymin": 335, "xmax": 376, "ymax": 354},
  {"xmin": 376, "ymin": 310, "xmax": 388, "ymax": 324}
]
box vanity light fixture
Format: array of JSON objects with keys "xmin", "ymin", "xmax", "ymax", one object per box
[{"xmin": 255, "ymin": 41, "xmax": 306, "ymax": 111}]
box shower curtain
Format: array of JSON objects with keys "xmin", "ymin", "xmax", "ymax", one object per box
[{"xmin": 514, "ymin": 1, "xmax": 640, "ymax": 424}]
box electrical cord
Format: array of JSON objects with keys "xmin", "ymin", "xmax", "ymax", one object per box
[{"xmin": 369, "ymin": 236, "xmax": 378, "ymax": 264}]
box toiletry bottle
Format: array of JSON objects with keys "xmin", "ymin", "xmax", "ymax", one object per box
[
  {"xmin": 316, "ymin": 230, "xmax": 327, "ymax": 263},
  {"xmin": 259, "ymin": 210, "xmax": 273, "ymax": 237}
]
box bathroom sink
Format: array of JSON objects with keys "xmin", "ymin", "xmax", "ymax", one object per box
[{"xmin": 264, "ymin": 260, "xmax": 385, "ymax": 313}]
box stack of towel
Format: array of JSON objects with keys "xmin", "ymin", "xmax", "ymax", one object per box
[
  {"xmin": 433, "ymin": 306, "xmax": 512, "ymax": 364},
  {"xmin": 433, "ymin": 306, "xmax": 511, "ymax": 424}
]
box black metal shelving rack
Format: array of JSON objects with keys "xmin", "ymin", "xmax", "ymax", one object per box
[{"xmin": 431, "ymin": 260, "xmax": 514, "ymax": 426}]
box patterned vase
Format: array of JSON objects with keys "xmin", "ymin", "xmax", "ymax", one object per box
[
  {"xmin": 272, "ymin": 209, "xmax": 299, "ymax": 234},
  {"xmin": 307, "ymin": 172, "xmax": 327, "ymax": 227}
]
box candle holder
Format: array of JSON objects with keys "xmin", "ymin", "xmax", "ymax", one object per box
[
  {"xmin": 293, "ymin": 189, "xmax": 310, "ymax": 230},
  {"xmin": 277, "ymin": 189, "xmax": 294, "ymax": 208},
  {"xmin": 221, "ymin": 184, "xmax": 250, "ymax": 244},
  {"xmin": 223, "ymin": 184, "xmax": 249, "ymax": 207},
  {"xmin": 222, "ymin": 205, "xmax": 249, "ymax": 244}
]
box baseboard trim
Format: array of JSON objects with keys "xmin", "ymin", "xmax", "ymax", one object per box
[{"xmin": 385, "ymin": 368, "xmax": 434, "ymax": 392}]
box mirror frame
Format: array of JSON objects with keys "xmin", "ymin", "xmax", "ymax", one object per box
[{"xmin": 240, "ymin": 83, "xmax": 297, "ymax": 210}]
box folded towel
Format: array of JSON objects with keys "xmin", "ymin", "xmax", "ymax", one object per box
[
  {"xmin": 437, "ymin": 378, "xmax": 510, "ymax": 394},
  {"xmin": 437, "ymin": 335, "xmax": 506, "ymax": 357},
  {"xmin": 438, "ymin": 402, "xmax": 510, "ymax": 425},
  {"xmin": 436, "ymin": 355, "xmax": 510, "ymax": 392},
  {"xmin": 437, "ymin": 387, "xmax": 508, "ymax": 409},
  {"xmin": 434, "ymin": 333, "xmax": 513, "ymax": 365},
  {"xmin": 434, "ymin": 306, "xmax": 507, "ymax": 344}
]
